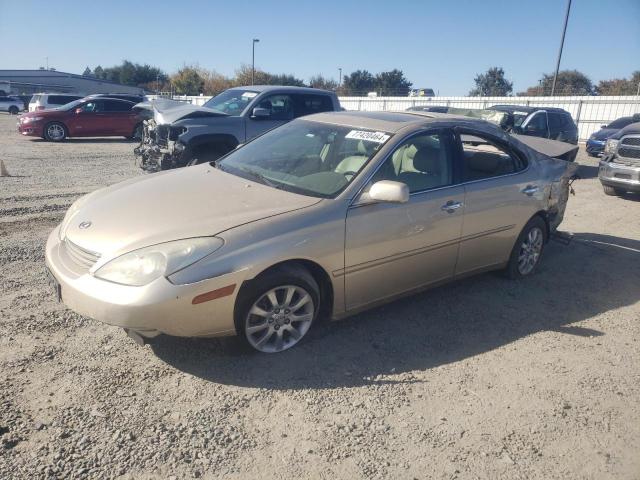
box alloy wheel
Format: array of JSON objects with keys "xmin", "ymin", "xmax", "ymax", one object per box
[
  {"xmin": 47, "ymin": 124, "xmax": 65, "ymax": 141},
  {"xmin": 244, "ymin": 285, "xmax": 315, "ymax": 353},
  {"xmin": 517, "ymin": 227, "xmax": 543, "ymax": 275}
]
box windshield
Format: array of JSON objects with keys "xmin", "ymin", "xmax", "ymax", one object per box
[
  {"xmin": 203, "ymin": 89, "xmax": 259, "ymax": 115},
  {"xmin": 607, "ymin": 117, "xmax": 633, "ymax": 130},
  {"xmin": 219, "ymin": 120, "xmax": 392, "ymax": 198}
]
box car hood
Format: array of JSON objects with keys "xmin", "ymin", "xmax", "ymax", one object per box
[
  {"xmin": 134, "ymin": 98, "xmax": 229, "ymax": 125},
  {"xmin": 591, "ymin": 128, "xmax": 616, "ymax": 141},
  {"xmin": 63, "ymin": 165, "xmax": 321, "ymax": 258}
]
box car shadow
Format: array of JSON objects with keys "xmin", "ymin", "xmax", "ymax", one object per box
[{"xmin": 150, "ymin": 232, "xmax": 640, "ymax": 390}]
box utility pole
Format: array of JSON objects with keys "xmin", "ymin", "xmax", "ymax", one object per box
[
  {"xmin": 252, "ymin": 38, "xmax": 260, "ymax": 85},
  {"xmin": 551, "ymin": 0, "xmax": 572, "ymax": 96},
  {"xmin": 46, "ymin": 57, "xmax": 49, "ymax": 70},
  {"xmin": 338, "ymin": 67, "xmax": 342, "ymax": 87}
]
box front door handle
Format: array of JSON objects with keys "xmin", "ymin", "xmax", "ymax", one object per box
[
  {"xmin": 441, "ymin": 200, "xmax": 463, "ymax": 213},
  {"xmin": 521, "ymin": 185, "xmax": 539, "ymax": 196}
]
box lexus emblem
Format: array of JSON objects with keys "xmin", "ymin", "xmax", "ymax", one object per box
[{"xmin": 78, "ymin": 221, "xmax": 92, "ymax": 229}]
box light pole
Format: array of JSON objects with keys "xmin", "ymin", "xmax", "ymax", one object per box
[
  {"xmin": 338, "ymin": 67, "xmax": 342, "ymax": 88},
  {"xmin": 252, "ymin": 38, "xmax": 260, "ymax": 85},
  {"xmin": 551, "ymin": 0, "xmax": 572, "ymax": 96}
]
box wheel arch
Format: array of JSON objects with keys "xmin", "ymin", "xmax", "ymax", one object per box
[
  {"xmin": 531, "ymin": 210, "xmax": 550, "ymax": 241},
  {"xmin": 236, "ymin": 259, "xmax": 334, "ymax": 322}
]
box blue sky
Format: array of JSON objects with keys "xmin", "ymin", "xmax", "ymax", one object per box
[{"xmin": 1, "ymin": 0, "xmax": 638, "ymax": 95}]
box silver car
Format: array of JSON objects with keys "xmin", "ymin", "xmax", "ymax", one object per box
[{"xmin": 45, "ymin": 111, "xmax": 577, "ymax": 353}]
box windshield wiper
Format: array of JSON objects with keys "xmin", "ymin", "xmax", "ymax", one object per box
[{"xmin": 238, "ymin": 168, "xmax": 283, "ymax": 189}]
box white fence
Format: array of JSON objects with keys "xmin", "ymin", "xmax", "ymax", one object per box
[{"xmin": 155, "ymin": 94, "xmax": 640, "ymax": 142}]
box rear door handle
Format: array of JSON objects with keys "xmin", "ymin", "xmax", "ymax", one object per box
[
  {"xmin": 441, "ymin": 200, "xmax": 463, "ymax": 213},
  {"xmin": 521, "ymin": 185, "xmax": 539, "ymax": 196}
]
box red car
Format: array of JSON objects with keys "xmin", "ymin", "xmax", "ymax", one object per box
[{"xmin": 17, "ymin": 97, "xmax": 143, "ymax": 141}]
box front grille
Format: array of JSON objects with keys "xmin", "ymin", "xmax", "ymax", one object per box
[
  {"xmin": 617, "ymin": 134, "xmax": 640, "ymax": 166},
  {"xmin": 64, "ymin": 239, "xmax": 100, "ymax": 269}
]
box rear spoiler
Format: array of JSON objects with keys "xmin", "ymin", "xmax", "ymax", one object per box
[{"xmin": 513, "ymin": 135, "xmax": 579, "ymax": 162}]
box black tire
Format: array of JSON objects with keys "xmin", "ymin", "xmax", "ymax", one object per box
[
  {"xmin": 505, "ymin": 216, "xmax": 547, "ymax": 279},
  {"xmin": 8, "ymin": 106, "xmax": 19, "ymax": 115},
  {"xmin": 43, "ymin": 122, "xmax": 68, "ymax": 142},
  {"xmin": 602, "ymin": 184, "xmax": 624, "ymax": 196},
  {"xmin": 235, "ymin": 265, "xmax": 320, "ymax": 353}
]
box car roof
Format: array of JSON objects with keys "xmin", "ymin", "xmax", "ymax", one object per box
[
  {"xmin": 489, "ymin": 104, "xmax": 571, "ymax": 115},
  {"xmin": 84, "ymin": 97, "xmax": 135, "ymax": 103},
  {"xmin": 228, "ymin": 85, "xmax": 334, "ymax": 95},
  {"xmin": 303, "ymin": 110, "xmax": 501, "ymax": 134}
]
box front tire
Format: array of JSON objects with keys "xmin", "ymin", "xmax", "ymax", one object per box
[
  {"xmin": 236, "ymin": 265, "xmax": 320, "ymax": 353},
  {"xmin": 505, "ymin": 216, "xmax": 547, "ymax": 279},
  {"xmin": 603, "ymin": 185, "xmax": 624, "ymax": 196},
  {"xmin": 127, "ymin": 123, "xmax": 143, "ymax": 141},
  {"xmin": 44, "ymin": 122, "xmax": 67, "ymax": 142}
]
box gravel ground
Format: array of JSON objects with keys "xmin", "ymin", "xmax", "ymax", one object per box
[{"xmin": 1, "ymin": 112, "xmax": 639, "ymax": 480}]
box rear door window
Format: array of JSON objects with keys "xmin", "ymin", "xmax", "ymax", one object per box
[
  {"xmin": 103, "ymin": 100, "xmax": 133, "ymax": 112},
  {"xmin": 292, "ymin": 94, "xmax": 334, "ymax": 118},
  {"xmin": 459, "ymin": 133, "xmax": 526, "ymax": 182}
]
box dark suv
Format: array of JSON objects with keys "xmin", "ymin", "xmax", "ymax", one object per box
[{"xmin": 488, "ymin": 105, "xmax": 578, "ymax": 145}]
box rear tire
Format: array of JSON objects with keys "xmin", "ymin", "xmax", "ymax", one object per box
[
  {"xmin": 505, "ymin": 216, "xmax": 547, "ymax": 279},
  {"xmin": 602, "ymin": 185, "xmax": 624, "ymax": 196},
  {"xmin": 235, "ymin": 265, "xmax": 320, "ymax": 353},
  {"xmin": 8, "ymin": 106, "xmax": 19, "ymax": 115},
  {"xmin": 43, "ymin": 122, "xmax": 67, "ymax": 142}
]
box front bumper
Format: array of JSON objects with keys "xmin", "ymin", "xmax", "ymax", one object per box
[
  {"xmin": 45, "ymin": 226, "xmax": 246, "ymax": 337},
  {"xmin": 598, "ymin": 160, "xmax": 640, "ymax": 192},
  {"xmin": 17, "ymin": 121, "xmax": 44, "ymax": 137},
  {"xmin": 586, "ymin": 139, "xmax": 605, "ymax": 155}
]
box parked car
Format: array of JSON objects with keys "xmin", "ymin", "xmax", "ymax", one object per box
[
  {"xmin": 45, "ymin": 111, "xmax": 577, "ymax": 352},
  {"xmin": 587, "ymin": 114, "xmax": 640, "ymax": 157},
  {"xmin": 0, "ymin": 95, "xmax": 24, "ymax": 114},
  {"xmin": 599, "ymin": 121, "xmax": 640, "ymax": 196},
  {"xmin": 409, "ymin": 88, "xmax": 435, "ymax": 97},
  {"xmin": 134, "ymin": 86, "xmax": 341, "ymax": 172},
  {"xmin": 18, "ymin": 98, "xmax": 143, "ymax": 141},
  {"xmin": 488, "ymin": 105, "xmax": 578, "ymax": 145},
  {"xmin": 29, "ymin": 93, "xmax": 83, "ymax": 111},
  {"xmin": 406, "ymin": 105, "xmax": 448, "ymax": 113},
  {"xmin": 86, "ymin": 93, "xmax": 146, "ymax": 104}
]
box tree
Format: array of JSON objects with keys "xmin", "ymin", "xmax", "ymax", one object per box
[
  {"xmin": 596, "ymin": 71, "xmax": 640, "ymax": 95},
  {"xmin": 171, "ymin": 67, "xmax": 204, "ymax": 95},
  {"xmin": 93, "ymin": 65, "xmax": 104, "ymax": 79},
  {"xmin": 342, "ymin": 70, "xmax": 375, "ymax": 95},
  {"xmin": 519, "ymin": 70, "xmax": 593, "ymax": 96},
  {"xmin": 309, "ymin": 74, "xmax": 338, "ymax": 91},
  {"xmin": 82, "ymin": 66, "xmax": 93, "ymax": 77},
  {"xmin": 374, "ymin": 69, "xmax": 412, "ymax": 96},
  {"xmin": 469, "ymin": 67, "xmax": 513, "ymax": 96},
  {"xmin": 198, "ymin": 68, "xmax": 233, "ymax": 96}
]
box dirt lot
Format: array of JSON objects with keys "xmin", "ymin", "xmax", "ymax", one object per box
[{"xmin": 1, "ymin": 111, "xmax": 639, "ymax": 480}]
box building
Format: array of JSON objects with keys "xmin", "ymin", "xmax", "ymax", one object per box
[{"xmin": 0, "ymin": 69, "xmax": 145, "ymax": 96}]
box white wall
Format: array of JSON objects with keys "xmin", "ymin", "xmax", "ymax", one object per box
[{"xmin": 152, "ymin": 94, "xmax": 640, "ymax": 141}]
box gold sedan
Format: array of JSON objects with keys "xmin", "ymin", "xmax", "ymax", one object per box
[{"xmin": 45, "ymin": 111, "xmax": 577, "ymax": 352}]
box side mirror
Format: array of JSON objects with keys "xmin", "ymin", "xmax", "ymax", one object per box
[
  {"xmin": 251, "ymin": 107, "xmax": 270, "ymax": 119},
  {"xmin": 75, "ymin": 107, "xmax": 83, "ymax": 114},
  {"xmin": 368, "ymin": 180, "xmax": 409, "ymax": 203}
]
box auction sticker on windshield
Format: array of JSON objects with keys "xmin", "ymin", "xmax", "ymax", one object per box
[{"xmin": 345, "ymin": 130, "xmax": 390, "ymax": 143}]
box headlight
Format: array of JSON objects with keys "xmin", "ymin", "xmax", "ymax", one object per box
[
  {"xmin": 22, "ymin": 116, "xmax": 43, "ymax": 123},
  {"xmin": 604, "ymin": 139, "xmax": 619, "ymax": 154},
  {"xmin": 94, "ymin": 238, "xmax": 223, "ymax": 286}
]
